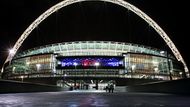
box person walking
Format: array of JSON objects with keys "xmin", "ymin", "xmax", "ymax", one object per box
[
  {"xmin": 108, "ymin": 84, "xmax": 111, "ymax": 93},
  {"xmin": 105, "ymin": 86, "xmax": 108, "ymax": 92},
  {"xmin": 110, "ymin": 84, "xmax": 114, "ymax": 93}
]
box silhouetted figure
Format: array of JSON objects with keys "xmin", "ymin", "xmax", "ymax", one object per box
[
  {"xmin": 110, "ymin": 84, "xmax": 114, "ymax": 93},
  {"xmin": 108, "ymin": 84, "xmax": 111, "ymax": 93},
  {"xmin": 69, "ymin": 86, "xmax": 73, "ymax": 91},
  {"xmin": 105, "ymin": 86, "xmax": 108, "ymax": 92}
]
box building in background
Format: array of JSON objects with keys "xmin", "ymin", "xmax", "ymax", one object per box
[{"xmin": 2, "ymin": 41, "xmax": 185, "ymax": 89}]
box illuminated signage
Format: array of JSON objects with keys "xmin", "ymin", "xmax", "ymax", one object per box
[{"xmin": 56, "ymin": 56, "xmax": 124, "ymax": 69}]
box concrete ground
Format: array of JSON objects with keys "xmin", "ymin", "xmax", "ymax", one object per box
[{"xmin": 0, "ymin": 90, "xmax": 190, "ymax": 107}]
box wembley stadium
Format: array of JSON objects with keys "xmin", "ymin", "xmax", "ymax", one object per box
[
  {"xmin": 2, "ymin": 41, "xmax": 185, "ymax": 89},
  {"xmin": 0, "ymin": 0, "xmax": 189, "ymax": 91}
]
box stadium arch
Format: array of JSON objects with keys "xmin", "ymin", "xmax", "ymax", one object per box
[{"xmin": 2, "ymin": 0, "xmax": 189, "ymax": 76}]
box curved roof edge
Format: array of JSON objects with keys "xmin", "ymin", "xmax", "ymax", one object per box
[{"xmin": 14, "ymin": 41, "xmax": 171, "ymax": 59}]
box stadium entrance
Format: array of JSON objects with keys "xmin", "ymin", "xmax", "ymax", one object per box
[{"xmin": 57, "ymin": 79, "xmax": 115, "ymax": 91}]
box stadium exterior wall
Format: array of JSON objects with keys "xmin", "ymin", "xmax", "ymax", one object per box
[{"xmin": 2, "ymin": 41, "xmax": 185, "ymax": 84}]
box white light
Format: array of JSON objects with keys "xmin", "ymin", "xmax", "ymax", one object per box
[
  {"xmin": 94, "ymin": 62, "xmax": 100, "ymax": 66},
  {"xmin": 179, "ymin": 72, "xmax": 183, "ymax": 75},
  {"xmin": 160, "ymin": 51, "xmax": 165, "ymax": 54},
  {"xmin": 131, "ymin": 65, "xmax": 136, "ymax": 70},
  {"xmin": 53, "ymin": 69, "xmax": 56, "ymax": 73},
  {"xmin": 21, "ymin": 76, "xmax": 24, "ymax": 82},
  {"xmin": 64, "ymin": 74, "xmax": 67, "ymax": 77},
  {"xmin": 91, "ymin": 80, "xmax": 94, "ymax": 84},
  {"xmin": 36, "ymin": 64, "xmax": 41, "ymax": 69},
  {"xmin": 26, "ymin": 62, "xmax": 30, "ymax": 65},
  {"xmin": 57, "ymin": 61, "xmax": 61, "ymax": 65},
  {"xmin": 12, "ymin": 67, "xmax": 16, "ymax": 72},
  {"xmin": 154, "ymin": 67, "xmax": 158, "ymax": 72},
  {"xmin": 1, "ymin": 67, "xmax": 4, "ymax": 73},
  {"xmin": 9, "ymin": 49, "xmax": 15, "ymax": 55},
  {"xmin": 73, "ymin": 62, "xmax": 78, "ymax": 66}
]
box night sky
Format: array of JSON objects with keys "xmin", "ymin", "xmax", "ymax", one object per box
[{"xmin": 0, "ymin": 0, "xmax": 189, "ymax": 69}]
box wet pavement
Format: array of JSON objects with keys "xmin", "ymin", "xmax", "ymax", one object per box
[{"xmin": 0, "ymin": 90, "xmax": 190, "ymax": 107}]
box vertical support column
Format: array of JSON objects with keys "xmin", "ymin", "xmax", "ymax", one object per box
[
  {"xmin": 167, "ymin": 51, "xmax": 172, "ymax": 80},
  {"xmin": 74, "ymin": 80, "xmax": 77, "ymax": 89},
  {"xmin": 95, "ymin": 79, "xmax": 98, "ymax": 90}
]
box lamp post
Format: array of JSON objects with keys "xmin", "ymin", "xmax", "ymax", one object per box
[
  {"xmin": 12, "ymin": 67, "xmax": 16, "ymax": 73},
  {"xmin": 36, "ymin": 64, "xmax": 41, "ymax": 77},
  {"xmin": 94, "ymin": 62, "xmax": 100, "ymax": 69},
  {"xmin": 36, "ymin": 64, "xmax": 41, "ymax": 72},
  {"xmin": 94, "ymin": 62, "xmax": 100, "ymax": 75},
  {"xmin": 94, "ymin": 62, "xmax": 100, "ymax": 90},
  {"xmin": 73, "ymin": 62, "xmax": 78, "ymax": 69},
  {"xmin": 73, "ymin": 62, "xmax": 78, "ymax": 76},
  {"xmin": 131, "ymin": 65, "xmax": 136, "ymax": 78},
  {"xmin": 154, "ymin": 67, "xmax": 159, "ymax": 79},
  {"xmin": 64, "ymin": 73, "xmax": 67, "ymax": 79},
  {"xmin": 21, "ymin": 75, "xmax": 24, "ymax": 82},
  {"xmin": 179, "ymin": 72, "xmax": 183, "ymax": 78},
  {"xmin": 63, "ymin": 73, "xmax": 67, "ymax": 87}
]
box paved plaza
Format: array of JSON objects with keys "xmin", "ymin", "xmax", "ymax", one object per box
[{"xmin": 0, "ymin": 91, "xmax": 190, "ymax": 107}]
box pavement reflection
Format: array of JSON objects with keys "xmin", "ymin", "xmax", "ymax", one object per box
[{"xmin": 0, "ymin": 91, "xmax": 190, "ymax": 107}]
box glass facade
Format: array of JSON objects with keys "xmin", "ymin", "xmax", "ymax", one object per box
[
  {"xmin": 124, "ymin": 53, "xmax": 170, "ymax": 80},
  {"xmin": 14, "ymin": 41, "xmax": 166, "ymax": 58},
  {"xmin": 4, "ymin": 41, "xmax": 185, "ymax": 80},
  {"xmin": 26, "ymin": 54, "xmax": 54, "ymax": 73}
]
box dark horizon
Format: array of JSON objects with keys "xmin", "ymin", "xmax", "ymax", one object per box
[{"xmin": 0, "ymin": 0, "xmax": 189, "ymax": 69}]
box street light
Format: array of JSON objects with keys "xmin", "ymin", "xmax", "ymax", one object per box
[
  {"xmin": 94, "ymin": 62, "xmax": 100, "ymax": 73},
  {"xmin": 73, "ymin": 62, "xmax": 78, "ymax": 69},
  {"xmin": 36, "ymin": 64, "xmax": 41, "ymax": 72},
  {"xmin": 63, "ymin": 73, "xmax": 67, "ymax": 82},
  {"xmin": 73, "ymin": 62, "xmax": 78, "ymax": 76},
  {"xmin": 26, "ymin": 62, "xmax": 30, "ymax": 65},
  {"xmin": 94, "ymin": 62, "xmax": 100, "ymax": 67},
  {"xmin": 160, "ymin": 51, "xmax": 165, "ymax": 54},
  {"xmin": 131, "ymin": 65, "xmax": 136, "ymax": 71},
  {"xmin": 64, "ymin": 73, "xmax": 67, "ymax": 77},
  {"xmin": 154, "ymin": 67, "xmax": 158, "ymax": 72},
  {"xmin": 21, "ymin": 76, "xmax": 24, "ymax": 82},
  {"xmin": 131, "ymin": 65, "xmax": 136, "ymax": 78},
  {"xmin": 179, "ymin": 72, "xmax": 183, "ymax": 78},
  {"xmin": 94, "ymin": 62, "xmax": 100, "ymax": 90},
  {"xmin": 12, "ymin": 66, "xmax": 16, "ymax": 73}
]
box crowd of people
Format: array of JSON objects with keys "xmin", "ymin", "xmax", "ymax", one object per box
[{"xmin": 105, "ymin": 83, "xmax": 114, "ymax": 93}]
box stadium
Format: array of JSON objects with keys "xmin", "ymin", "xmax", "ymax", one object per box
[
  {"xmin": 1, "ymin": 0, "xmax": 188, "ymax": 90},
  {"xmin": 2, "ymin": 41, "xmax": 185, "ymax": 89}
]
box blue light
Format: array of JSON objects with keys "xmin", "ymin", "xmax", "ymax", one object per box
[
  {"xmin": 107, "ymin": 62, "xmax": 119, "ymax": 66},
  {"xmin": 59, "ymin": 57, "xmax": 124, "ymax": 68},
  {"xmin": 61, "ymin": 62, "xmax": 73, "ymax": 67},
  {"xmin": 61, "ymin": 62, "xmax": 66, "ymax": 67}
]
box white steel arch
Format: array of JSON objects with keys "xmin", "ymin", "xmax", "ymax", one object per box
[{"xmin": 3, "ymin": 0, "xmax": 189, "ymax": 76}]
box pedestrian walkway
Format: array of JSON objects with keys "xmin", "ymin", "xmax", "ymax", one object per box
[
  {"xmin": 66, "ymin": 89, "xmax": 105, "ymax": 93},
  {"xmin": 1, "ymin": 91, "xmax": 190, "ymax": 107}
]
